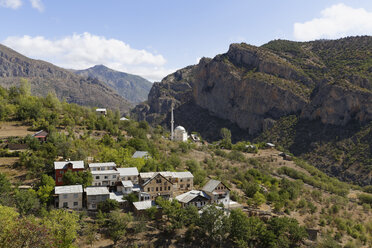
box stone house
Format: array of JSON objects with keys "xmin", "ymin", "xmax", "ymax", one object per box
[
  {"xmin": 85, "ymin": 187, "xmax": 110, "ymax": 210},
  {"xmin": 141, "ymin": 173, "xmax": 174, "ymax": 200},
  {"xmin": 202, "ymin": 179, "xmax": 230, "ymax": 207},
  {"xmin": 54, "ymin": 185, "xmax": 83, "ymax": 209},
  {"xmin": 175, "ymin": 190, "xmax": 210, "ymax": 208}
]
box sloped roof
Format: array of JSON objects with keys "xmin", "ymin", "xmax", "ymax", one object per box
[
  {"xmin": 202, "ymin": 179, "xmax": 229, "ymax": 192},
  {"xmin": 85, "ymin": 186, "xmax": 109, "ymax": 195},
  {"xmin": 96, "ymin": 108, "xmax": 107, "ymax": 112},
  {"xmin": 122, "ymin": 180, "xmax": 134, "ymax": 187},
  {"xmin": 55, "ymin": 185, "xmax": 83, "ymax": 194},
  {"xmin": 142, "ymin": 173, "xmax": 173, "ymax": 187},
  {"xmin": 140, "ymin": 171, "xmax": 193, "ymax": 179},
  {"xmin": 133, "ymin": 200, "xmax": 158, "ymax": 211},
  {"xmin": 89, "ymin": 162, "xmax": 116, "ymax": 168},
  {"xmin": 54, "ymin": 161, "xmax": 84, "ymax": 170},
  {"xmin": 117, "ymin": 167, "xmax": 139, "ymax": 177},
  {"xmin": 132, "ymin": 151, "xmax": 150, "ymax": 159},
  {"xmin": 91, "ymin": 170, "xmax": 119, "ymax": 175},
  {"xmin": 32, "ymin": 130, "xmax": 48, "ymax": 137},
  {"xmin": 175, "ymin": 190, "xmax": 210, "ymax": 203}
]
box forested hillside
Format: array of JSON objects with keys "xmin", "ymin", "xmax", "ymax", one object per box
[{"xmin": 0, "ymin": 83, "xmax": 371, "ymax": 247}]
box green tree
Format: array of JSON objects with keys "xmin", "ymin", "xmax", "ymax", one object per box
[
  {"xmin": 107, "ymin": 210, "xmax": 133, "ymax": 245},
  {"xmin": 0, "ymin": 205, "xmax": 19, "ymax": 245},
  {"xmin": 62, "ymin": 170, "xmax": 92, "ymax": 188},
  {"xmin": 220, "ymin": 128, "xmax": 232, "ymax": 149},
  {"xmin": 253, "ymin": 191, "xmax": 266, "ymax": 207},
  {"xmin": 0, "ymin": 173, "xmax": 13, "ymax": 206},
  {"xmin": 197, "ymin": 205, "xmax": 231, "ymax": 245},
  {"xmin": 97, "ymin": 199, "xmax": 119, "ymax": 213},
  {"xmin": 43, "ymin": 209, "xmax": 80, "ymax": 248},
  {"xmin": 37, "ymin": 175, "xmax": 55, "ymax": 206},
  {"xmin": 15, "ymin": 189, "xmax": 40, "ymax": 216}
]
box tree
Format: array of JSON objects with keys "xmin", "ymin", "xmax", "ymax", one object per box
[
  {"xmin": 43, "ymin": 209, "xmax": 80, "ymax": 248},
  {"xmin": 107, "ymin": 210, "xmax": 132, "ymax": 244},
  {"xmin": 0, "ymin": 173, "xmax": 13, "ymax": 206},
  {"xmin": 220, "ymin": 128, "xmax": 232, "ymax": 149},
  {"xmin": 253, "ymin": 191, "xmax": 266, "ymax": 207},
  {"xmin": 15, "ymin": 189, "xmax": 40, "ymax": 216},
  {"xmin": 267, "ymin": 217, "xmax": 308, "ymax": 247},
  {"xmin": 37, "ymin": 175, "xmax": 55, "ymax": 206},
  {"xmin": 97, "ymin": 199, "xmax": 119, "ymax": 213},
  {"xmin": 0, "ymin": 205, "xmax": 19, "ymax": 245},
  {"xmin": 197, "ymin": 205, "xmax": 231, "ymax": 245},
  {"xmin": 62, "ymin": 170, "xmax": 92, "ymax": 188}
]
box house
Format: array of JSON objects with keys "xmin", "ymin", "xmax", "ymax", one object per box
[
  {"xmin": 174, "ymin": 126, "xmax": 188, "ymax": 142},
  {"xmin": 279, "ymin": 152, "xmax": 292, "ymax": 161},
  {"xmin": 85, "ymin": 187, "xmax": 110, "ymax": 210},
  {"xmin": 116, "ymin": 180, "xmax": 141, "ymax": 195},
  {"xmin": 32, "ymin": 130, "xmax": 48, "ymax": 142},
  {"xmin": 96, "ymin": 108, "xmax": 107, "ymax": 116},
  {"xmin": 120, "ymin": 117, "xmax": 129, "ymax": 121},
  {"xmin": 133, "ymin": 200, "xmax": 159, "ymax": 216},
  {"xmin": 141, "ymin": 173, "xmax": 174, "ymax": 200},
  {"xmin": 89, "ymin": 162, "xmax": 117, "ymax": 171},
  {"xmin": 89, "ymin": 162, "xmax": 119, "ymax": 186},
  {"xmin": 91, "ymin": 170, "xmax": 120, "ymax": 186},
  {"xmin": 132, "ymin": 151, "xmax": 151, "ymax": 159},
  {"xmin": 202, "ymin": 179, "xmax": 230, "ymax": 207},
  {"xmin": 139, "ymin": 171, "xmax": 193, "ymax": 192},
  {"xmin": 175, "ymin": 190, "xmax": 210, "ymax": 208},
  {"xmin": 116, "ymin": 167, "xmax": 139, "ymax": 183},
  {"xmin": 54, "ymin": 161, "xmax": 85, "ymax": 186},
  {"xmin": 55, "ymin": 185, "xmax": 83, "ymax": 209}
]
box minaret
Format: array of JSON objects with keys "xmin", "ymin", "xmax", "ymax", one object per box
[{"xmin": 171, "ymin": 106, "xmax": 174, "ymax": 140}]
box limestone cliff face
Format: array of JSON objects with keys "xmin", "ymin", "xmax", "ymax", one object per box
[{"xmin": 133, "ymin": 38, "xmax": 372, "ymax": 136}]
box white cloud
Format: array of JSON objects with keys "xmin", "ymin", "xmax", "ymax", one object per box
[
  {"xmin": 0, "ymin": 0, "xmax": 22, "ymax": 9},
  {"xmin": 294, "ymin": 3, "xmax": 372, "ymax": 41},
  {"xmin": 30, "ymin": 0, "xmax": 43, "ymax": 12},
  {"xmin": 3, "ymin": 32, "xmax": 172, "ymax": 81}
]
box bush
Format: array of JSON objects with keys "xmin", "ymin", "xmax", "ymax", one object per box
[{"xmin": 97, "ymin": 199, "xmax": 119, "ymax": 213}]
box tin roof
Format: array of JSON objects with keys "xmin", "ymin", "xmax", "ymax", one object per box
[
  {"xmin": 54, "ymin": 161, "xmax": 84, "ymax": 170},
  {"xmin": 116, "ymin": 167, "xmax": 139, "ymax": 177},
  {"xmin": 85, "ymin": 186, "xmax": 110, "ymax": 195},
  {"xmin": 88, "ymin": 162, "xmax": 116, "ymax": 168},
  {"xmin": 55, "ymin": 185, "xmax": 83, "ymax": 194}
]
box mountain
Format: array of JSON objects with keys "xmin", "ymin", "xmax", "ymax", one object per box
[
  {"xmin": 74, "ymin": 65, "xmax": 152, "ymax": 104},
  {"xmin": 132, "ymin": 36, "xmax": 372, "ymax": 185},
  {"xmin": 0, "ymin": 44, "xmax": 132, "ymax": 113}
]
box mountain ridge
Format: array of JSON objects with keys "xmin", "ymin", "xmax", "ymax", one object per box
[
  {"xmin": 0, "ymin": 44, "xmax": 132, "ymax": 113},
  {"xmin": 74, "ymin": 65, "xmax": 152, "ymax": 104}
]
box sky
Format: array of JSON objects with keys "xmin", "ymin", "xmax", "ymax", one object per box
[{"xmin": 1, "ymin": 0, "xmax": 372, "ymax": 82}]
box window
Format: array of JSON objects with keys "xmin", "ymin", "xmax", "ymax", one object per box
[
  {"xmin": 168, "ymin": 186, "xmax": 170, "ymax": 190},
  {"xmin": 60, "ymin": 171, "xmax": 64, "ymax": 175},
  {"xmin": 104, "ymin": 176, "xmax": 108, "ymax": 179},
  {"xmin": 63, "ymin": 194, "xmax": 68, "ymax": 199},
  {"xmin": 113, "ymin": 175, "xmax": 116, "ymax": 179},
  {"xmin": 180, "ymin": 179, "xmax": 183, "ymax": 182},
  {"xmin": 92, "ymin": 204, "xmax": 96, "ymax": 209},
  {"xmin": 187, "ymin": 178, "xmax": 190, "ymax": 182},
  {"xmin": 156, "ymin": 187, "xmax": 158, "ymax": 191},
  {"xmin": 73, "ymin": 202, "xmax": 78, "ymax": 206},
  {"xmin": 187, "ymin": 184, "xmax": 190, "ymax": 188},
  {"xmin": 151, "ymin": 187, "xmax": 154, "ymax": 192},
  {"xmin": 156, "ymin": 179, "xmax": 161, "ymax": 183},
  {"xmin": 58, "ymin": 177, "xmax": 62, "ymax": 182},
  {"xmin": 63, "ymin": 202, "xmax": 68, "ymax": 208},
  {"xmin": 96, "ymin": 176, "xmax": 100, "ymax": 179},
  {"xmin": 111, "ymin": 182, "xmax": 114, "ymax": 185},
  {"xmin": 160, "ymin": 187, "xmax": 162, "ymax": 191},
  {"xmin": 180, "ymin": 184, "xmax": 183, "ymax": 188},
  {"xmin": 148, "ymin": 188, "xmax": 150, "ymax": 192},
  {"xmin": 74, "ymin": 193, "xmax": 78, "ymax": 198}
]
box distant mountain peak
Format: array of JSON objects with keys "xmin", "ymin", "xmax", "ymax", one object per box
[{"xmin": 75, "ymin": 65, "xmax": 152, "ymax": 104}]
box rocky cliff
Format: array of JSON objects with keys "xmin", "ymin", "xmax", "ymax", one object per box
[
  {"xmin": 132, "ymin": 36, "xmax": 372, "ymax": 185},
  {"xmin": 0, "ymin": 44, "xmax": 132, "ymax": 113}
]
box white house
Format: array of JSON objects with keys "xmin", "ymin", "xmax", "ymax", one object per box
[
  {"xmin": 96, "ymin": 108, "xmax": 107, "ymax": 116},
  {"xmin": 116, "ymin": 167, "xmax": 139, "ymax": 183},
  {"xmin": 175, "ymin": 190, "xmax": 210, "ymax": 208},
  {"xmin": 117, "ymin": 180, "xmax": 141, "ymax": 195},
  {"xmin": 174, "ymin": 126, "xmax": 188, "ymax": 142},
  {"xmin": 91, "ymin": 170, "xmax": 120, "ymax": 186},
  {"xmin": 202, "ymin": 179, "xmax": 230, "ymax": 208},
  {"xmin": 85, "ymin": 187, "xmax": 110, "ymax": 210},
  {"xmin": 55, "ymin": 185, "xmax": 83, "ymax": 209}
]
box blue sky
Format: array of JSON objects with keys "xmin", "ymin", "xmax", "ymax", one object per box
[{"xmin": 1, "ymin": 0, "xmax": 372, "ymax": 81}]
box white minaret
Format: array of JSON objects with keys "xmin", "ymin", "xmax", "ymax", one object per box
[{"xmin": 171, "ymin": 106, "xmax": 174, "ymax": 140}]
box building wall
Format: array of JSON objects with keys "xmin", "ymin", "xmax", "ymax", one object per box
[
  {"xmin": 142, "ymin": 175, "xmax": 173, "ymax": 200},
  {"xmin": 57, "ymin": 192, "xmax": 83, "ymax": 209},
  {"xmin": 174, "ymin": 130, "xmax": 187, "ymax": 142},
  {"xmin": 92, "ymin": 173, "xmax": 119, "ymax": 186},
  {"xmin": 206, "ymin": 182, "xmax": 230, "ymax": 206},
  {"xmin": 176, "ymin": 177, "xmax": 193, "ymax": 192},
  {"xmin": 86, "ymin": 194, "xmax": 109, "ymax": 210},
  {"xmin": 55, "ymin": 168, "xmax": 84, "ymax": 186},
  {"xmin": 119, "ymin": 175, "xmax": 138, "ymax": 184}
]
